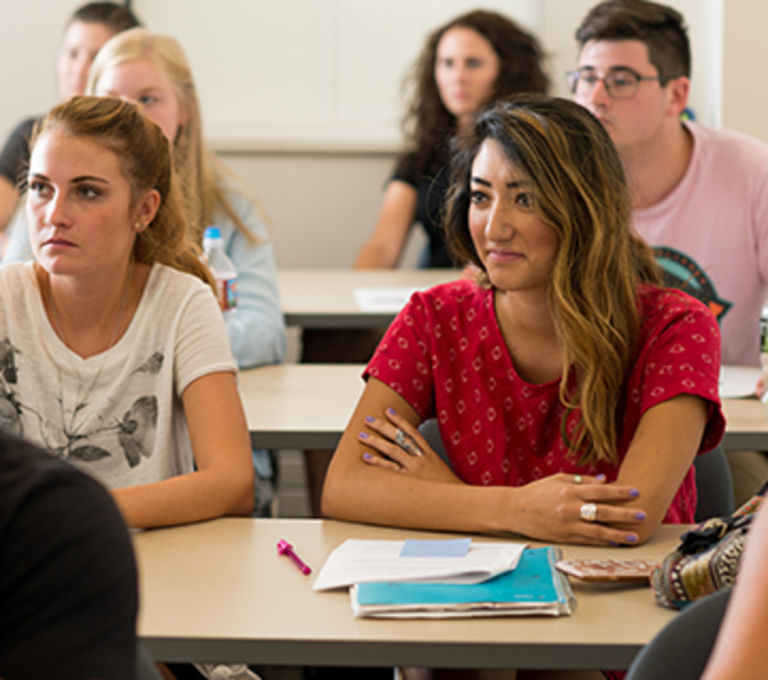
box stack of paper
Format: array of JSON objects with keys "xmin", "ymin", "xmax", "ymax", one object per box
[{"xmin": 314, "ymin": 538, "xmax": 574, "ymax": 619}]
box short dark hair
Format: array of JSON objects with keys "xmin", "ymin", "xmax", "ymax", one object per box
[
  {"xmin": 69, "ymin": 1, "xmax": 141, "ymax": 33},
  {"xmin": 575, "ymin": 0, "xmax": 690, "ymax": 81}
]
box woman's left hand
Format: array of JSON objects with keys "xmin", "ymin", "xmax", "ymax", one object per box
[{"xmin": 357, "ymin": 408, "xmax": 462, "ymax": 485}]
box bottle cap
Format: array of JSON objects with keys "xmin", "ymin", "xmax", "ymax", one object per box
[{"xmin": 204, "ymin": 226, "xmax": 222, "ymax": 240}]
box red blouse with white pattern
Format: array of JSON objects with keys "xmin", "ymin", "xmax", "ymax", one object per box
[{"xmin": 365, "ymin": 280, "xmax": 725, "ymax": 523}]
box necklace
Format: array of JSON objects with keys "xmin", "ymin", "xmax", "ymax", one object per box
[{"xmin": 46, "ymin": 262, "xmax": 134, "ymax": 420}]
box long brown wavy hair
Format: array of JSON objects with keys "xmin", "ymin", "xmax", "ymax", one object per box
[
  {"xmin": 30, "ymin": 95, "xmax": 215, "ymax": 289},
  {"xmin": 445, "ymin": 95, "xmax": 660, "ymax": 465},
  {"xmin": 403, "ymin": 10, "xmax": 549, "ymax": 175}
]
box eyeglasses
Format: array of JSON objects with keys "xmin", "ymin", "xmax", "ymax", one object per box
[{"xmin": 567, "ymin": 67, "xmax": 664, "ymax": 100}]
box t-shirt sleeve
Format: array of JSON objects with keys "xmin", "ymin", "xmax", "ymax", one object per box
[
  {"xmin": 391, "ymin": 151, "xmax": 419, "ymax": 188},
  {"xmin": 637, "ymin": 291, "xmax": 725, "ymax": 453},
  {"xmin": 0, "ymin": 471, "xmax": 138, "ymax": 680},
  {"xmin": 174, "ymin": 283, "xmax": 238, "ymax": 395},
  {"xmin": 365, "ymin": 291, "xmax": 436, "ymax": 420}
]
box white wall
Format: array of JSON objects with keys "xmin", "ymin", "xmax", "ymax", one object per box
[{"xmin": 2, "ymin": 0, "xmax": 760, "ymax": 270}]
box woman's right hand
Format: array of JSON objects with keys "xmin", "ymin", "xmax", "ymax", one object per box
[{"xmin": 506, "ymin": 473, "xmax": 648, "ymax": 546}]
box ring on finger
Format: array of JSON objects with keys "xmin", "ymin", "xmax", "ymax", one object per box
[
  {"xmin": 579, "ymin": 502, "xmax": 598, "ymax": 523},
  {"xmin": 394, "ymin": 428, "xmax": 422, "ymax": 456},
  {"xmin": 573, "ymin": 474, "xmax": 583, "ymax": 485}
]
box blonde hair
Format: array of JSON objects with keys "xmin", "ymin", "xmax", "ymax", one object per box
[
  {"xmin": 87, "ymin": 27, "xmax": 255, "ymax": 245},
  {"xmin": 30, "ymin": 95, "xmax": 215, "ymax": 289},
  {"xmin": 445, "ymin": 95, "xmax": 660, "ymax": 466}
]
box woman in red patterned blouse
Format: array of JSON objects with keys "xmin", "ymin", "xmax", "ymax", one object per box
[{"xmin": 323, "ymin": 95, "xmax": 724, "ymax": 547}]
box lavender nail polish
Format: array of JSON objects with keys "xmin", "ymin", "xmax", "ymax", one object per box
[
  {"xmin": 386, "ymin": 407, "xmax": 396, "ymax": 415},
  {"xmin": 364, "ymin": 416, "xmax": 375, "ymax": 423},
  {"xmin": 362, "ymin": 452, "xmax": 373, "ymax": 461},
  {"xmin": 359, "ymin": 432, "xmax": 369, "ymax": 439},
  {"xmin": 596, "ymin": 474, "xmax": 606, "ymax": 482},
  {"xmin": 635, "ymin": 511, "xmax": 646, "ymax": 521},
  {"xmin": 630, "ymin": 488, "xmax": 639, "ymax": 498},
  {"xmin": 625, "ymin": 534, "xmax": 638, "ymax": 543}
]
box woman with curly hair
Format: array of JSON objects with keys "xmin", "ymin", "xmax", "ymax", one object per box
[{"xmin": 355, "ymin": 9, "xmax": 549, "ymax": 270}]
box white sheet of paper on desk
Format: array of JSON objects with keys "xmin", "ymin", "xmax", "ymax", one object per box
[
  {"xmin": 313, "ymin": 539, "xmax": 527, "ymax": 591},
  {"xmin": 720, "ymin": 365, "xmax": 761, "ymax": 398},
  {"xmin": 353, "ymin": 287, "xmax": 421, "ymax": 312}
]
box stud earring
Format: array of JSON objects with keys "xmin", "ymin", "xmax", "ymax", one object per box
[{"xmin": 133, "ymin": 222, "xmax": 143, "ymax": 232}]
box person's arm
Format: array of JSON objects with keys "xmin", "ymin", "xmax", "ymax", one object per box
[
  {"xmin": 111, "ymin": 371, "xmax": 254, "ymax": 528},
  {"xmin": 354, "ymin": 180, "xmax": 418, "ymax": 269},
  {"xmin": 0, "ymin": 210, "xmax": 34, "ymax": 264},
  {"xmin": 0, "ymin": 177, "xmax": 19, "ymax": 235},
  {"xmin": 222, "ymin": 196, "xmax": 286, "ymax": 368},
  {"xmin": 701, "ymin": 500, "xmax": 768, "ymax": 680},
  {"xmin": 322, "ymin": 377, "xmax": 651, "ymax": 545}
]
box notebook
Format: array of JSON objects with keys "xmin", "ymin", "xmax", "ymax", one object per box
[
  {"xmin": 313, "ymin": 538, "xmax": 527, "ymax": 591},
  {"xmin": 351, "ymin": 546, "xmax": 575, "ymax": 618}
]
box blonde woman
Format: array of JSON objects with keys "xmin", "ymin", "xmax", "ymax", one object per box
[
  {"xmin": 323, "ymin": 96, "xmax": 725, "ymax": 546},
  {"xmin": 4, "ymin": 28, "xmax": 285, "ymax": 371},
  {"xmin": 0, "ymin": 95, "xmax": 253, "ymax": 528}
]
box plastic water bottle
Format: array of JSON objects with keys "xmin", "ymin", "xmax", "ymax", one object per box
[
  {"xmin": 761, "ymin": 304, "xmax": 768, "ymax": 403},
  {"xmin": 203, "ymin": 226, "xmax": 237, "ymax": 330}
]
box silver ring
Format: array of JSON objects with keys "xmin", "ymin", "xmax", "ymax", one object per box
[
  {"xmin": 394, "ymin": 428, "xmax": 422, "ymax": 456},
  {"xmin": 573, "ymin": 474, "xmax": 583, "ymax": 485},
  {"xmin": 579, "ymin": 502, "xmax": 598, "ymax": 523}
]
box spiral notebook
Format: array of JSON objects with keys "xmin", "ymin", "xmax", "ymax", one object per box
[{"xmin": 351, "ymin": 546, "xmax": 575, "ymax": 619}]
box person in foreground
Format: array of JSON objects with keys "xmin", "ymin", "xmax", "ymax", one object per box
[
  {"xmin": 700, "ymin": 498, "xmax": 768, "ymax": 679},
  {"xmin": 322, "ymin": 95, "xmax": 725, "ymax": 548},
  {"xmin": 0, "ymin": 431, "xmax": 137, "ymax": 680},
  {"xmin": 0, "ymin": 95, "xmax": 253, "ymax": 528}
]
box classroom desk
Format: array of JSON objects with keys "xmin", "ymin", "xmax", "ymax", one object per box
[
  {"xmin": 278, "ymin": 268, "xmax": 456, "ymax": 328},
  {"xmin": 239, "ymin": 364, "xmax": 768, "ymax": 452},
  {"xmin": 135, "ymin": 518, "xmax": 684, "ymax": 669},
  {"xmin": 721, "ymin": 397, "xmax": 768, "ymax": 450},
  {"xmin": 239, "ymin": 364, "xmax": 364, "ymax": 450}
]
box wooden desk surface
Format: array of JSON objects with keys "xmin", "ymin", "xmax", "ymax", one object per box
[
  {"xmin": 135, "ymin": 518, "xmax": 684, "ymax": 669},
  {"xmin": 239, "ymin": 364, "xmax": 768, "ymax": 452},
  {"xmin": 278, "ymin": 268, "xmax": 456, "ymax": 328}
]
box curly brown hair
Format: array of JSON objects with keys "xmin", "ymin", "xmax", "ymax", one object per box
[{"xmin": 402, "ymin": 10, "xmax": 549, "ymax": 175}]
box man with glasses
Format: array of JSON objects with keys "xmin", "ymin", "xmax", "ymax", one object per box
[{"xmin": 572, "ymin": 0, "xmax": 768, "ymax": 503}]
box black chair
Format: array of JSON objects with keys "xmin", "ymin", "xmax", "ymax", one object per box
[
  {"xmin": 693, "ymin": 444, "xmax": 734, "ymax": 521},
  {"xmin": 626, "ymin": 588, "xmax": 731, "ymax": 680}
]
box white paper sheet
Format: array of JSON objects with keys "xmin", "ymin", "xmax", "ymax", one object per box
[
  {"xmin": 720, "ymin": 365, "xmax": 761, "ymax": 398},
  {"xmin": 313, "ymin": 539, "xmax": 527, "ymax": 591},
  {"xmin": 353, "ymin": 287, "xmax": 422, "ymax": 312}
]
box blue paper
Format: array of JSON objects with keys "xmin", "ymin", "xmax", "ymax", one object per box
[
  {"xmin": 400, "ymin": 538, "xmax": 471, "ymax": 558},
  {"xmin": 359, "ymin": 547, "xmax": 565, "ymax": 606}
]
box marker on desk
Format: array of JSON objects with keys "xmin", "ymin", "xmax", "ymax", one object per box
[{"xmin": 277, "ymin": 539, "xmax": 312, "ymax": 575}]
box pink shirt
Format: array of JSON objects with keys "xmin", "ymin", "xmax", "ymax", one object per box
[
  {"xmin": 366, "ymin": 280, "xmax": 724, "ymax": 524},
  {"xmin": 634, "ymin": 121, "xmax": 768, "ymax": 367}
]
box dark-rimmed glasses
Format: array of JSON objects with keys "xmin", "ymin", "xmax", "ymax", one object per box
[{"xmin": 567, "ymin": 67, "xmax": 664, "ymax": 100}]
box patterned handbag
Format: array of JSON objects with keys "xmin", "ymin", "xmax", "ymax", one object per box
[{"xmin": 651, "ymin": 481, "xmax": 766, "ymax": 609}]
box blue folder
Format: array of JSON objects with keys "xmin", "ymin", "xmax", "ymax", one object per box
[{"xmin": 352, "ymin": 546, "xmax": 575, "ymax": 618}]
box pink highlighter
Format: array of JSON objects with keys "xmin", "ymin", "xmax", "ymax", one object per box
[{"xmin": 276, "ymin": 539, "xmax": 312, "ymax": 575}]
